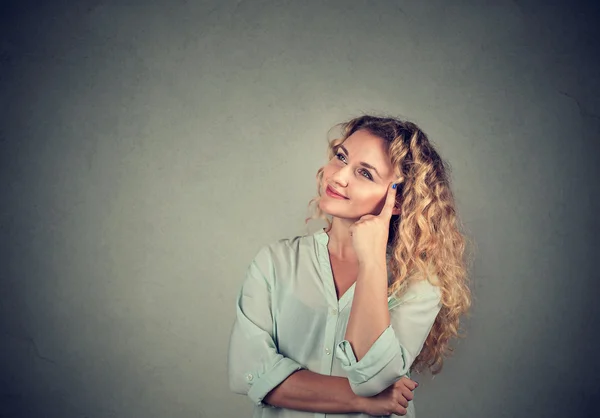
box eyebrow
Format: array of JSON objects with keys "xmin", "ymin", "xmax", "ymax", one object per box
[{"xmin": 338, "ymin": 145, "xmax": 382, "ymax": 179}]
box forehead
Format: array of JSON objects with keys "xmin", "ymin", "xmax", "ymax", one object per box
[{"xmin": 341, "ymin": 130, "xmax": 393, "ymax": 174}]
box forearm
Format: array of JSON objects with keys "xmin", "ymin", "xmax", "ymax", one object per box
[
  {"xmin": 344, "ymin": 259, "xmax": 390, "ymax": 360},
  {"xmin": 264, "ymin": 369, "xmax": 366, "ymax": 413}
]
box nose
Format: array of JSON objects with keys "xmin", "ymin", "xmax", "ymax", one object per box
[{"xmin": 329, "ymin": 164, "xmax": 351, "ymax": 187}]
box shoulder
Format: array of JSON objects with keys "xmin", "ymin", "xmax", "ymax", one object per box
[
  {"xmin": 260, "ymin": 232, "xmax": 315, "ymax": 255},
  {"xmin": 250, "ymin": 231, "xmax": 319, "ymax": 268},
  {"xmin": 267, "ymin": 233, "xmax": 314, "ymax": 252}
]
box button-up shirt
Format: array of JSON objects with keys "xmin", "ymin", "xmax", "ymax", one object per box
[{"xmin": 228, "ymin": 229, "xmax": 442, "ymax": 417}]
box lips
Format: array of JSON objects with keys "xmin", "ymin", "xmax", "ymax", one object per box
[{"xmin": 325, "ymin": 185, "xmax": 348, "ymax": 199}]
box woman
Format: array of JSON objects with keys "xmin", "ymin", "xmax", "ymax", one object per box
[{"xmin": 228, "ymin": 115, "xmax": 471, "ymax": 417}]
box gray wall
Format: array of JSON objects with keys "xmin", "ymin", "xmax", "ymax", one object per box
[{"xmin": 1, "ymin": 0, "xmax": 598, "ymax": 417}]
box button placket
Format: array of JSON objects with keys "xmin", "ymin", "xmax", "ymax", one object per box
[
  {"xmin": 316, "ymin": 230, "xmax": 341, "ymax": 374},
  {"xmin": 319, "ymin": 306, "xmax": 339, "ymax": 373}
]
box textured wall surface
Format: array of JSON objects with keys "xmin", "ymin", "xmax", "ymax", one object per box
[{"xmin": 1, "ymin": 0, "xmax": 599, "ymax": 417}]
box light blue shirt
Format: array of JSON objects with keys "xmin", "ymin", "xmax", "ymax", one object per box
[{"xmin": 228, "ymin": 229, "xmax": 442, "ymax": 417}]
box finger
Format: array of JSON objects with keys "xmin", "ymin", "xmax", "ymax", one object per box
[
  {"xmin": 400, "ymin": 386, "xmax": 414, "ymax": 401},
  {"xmin": 378, "ymin": 182, "xmax": 398, "ymax": 219},
  {"xmin": 395, "ymin": 405, "xmax": 408, "ymax": 416},
  {"xmin": 396, "ymin": 395, "xmax": 409, "ymax": 408},
  {"xmin": 396, "ymin": 376, "xmax": 419, "ymax": 390},
  {"xmin": 394, "ymin": 382, "xmax": 413, "ymax": 402},
  {"xmin": 398, "ymin": 377, "xmax": 418, "ymax": 391}
]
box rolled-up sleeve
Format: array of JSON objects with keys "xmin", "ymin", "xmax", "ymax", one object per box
[
  {"xmin": 335, "ymin": 281, "xmax": 442, "ymax": 397},
  {"xmin": 227, "ymin": 247, "xmax": 304, "ymax": 406}
]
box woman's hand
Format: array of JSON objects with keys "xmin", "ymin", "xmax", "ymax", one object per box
[
  {"xmin": 349, "ymin": 182, "xmax": 397, "ymax": 266},
  {"xmin": 356, "ymin": 376, "xmax": 418, "ymax": 416}
]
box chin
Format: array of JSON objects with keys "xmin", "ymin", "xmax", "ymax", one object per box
[
  {"xmin": 318, "ymin": 199, "xmax": 339, "ymax": 217},
  {"xmin": 317, "ymin": 198, "xmax": 331, "ymax": 214}
]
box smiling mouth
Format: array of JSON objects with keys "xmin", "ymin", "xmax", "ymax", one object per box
[{"xmin": 325, "ymin": 185, "xmax": 348, "ymax": 199}]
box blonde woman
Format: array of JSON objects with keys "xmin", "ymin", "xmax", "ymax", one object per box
[{"xmin": 228, "ymin": 115, "xmax": 471, "ymax": 417}]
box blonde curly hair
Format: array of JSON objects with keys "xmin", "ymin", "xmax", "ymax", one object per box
[{"xmin": 306, "ymin": 115, "xmax": 472, "ymax": 375}]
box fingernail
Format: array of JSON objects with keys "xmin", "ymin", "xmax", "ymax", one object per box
[{"xmin": 392, "ymin": 183, "xmax": 397, "ymax": 189}]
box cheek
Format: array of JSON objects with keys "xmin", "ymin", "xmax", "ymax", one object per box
[
  {"xmin": 319, "ymin": 166, "xmax": 332, "ymax": 193},
  {"xmin": 359, "ymin": 190, "xmax": 387, "ymax": 210},
  {"xmin": 321, "ymin": 163, "xmax": 335, "ymax": 180}
]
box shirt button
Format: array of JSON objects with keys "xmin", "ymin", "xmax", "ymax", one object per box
[
  {"xmin": 330, "ymin": 308, "xmax": 338, "ymax": 315},
  {"xmin": 246, "ymin": 373, "xmax": 253, "ymax": 382},
  {"xmin": 325, "ymin": 348, "xmax": 331, "ymax": 355}
]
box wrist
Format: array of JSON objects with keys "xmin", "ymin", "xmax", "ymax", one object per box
[
  {"xmin": 351, "ymin": 393, "xmax": 368, "ymax": 414},
  {"xmin": 357, "ymin": 258, "xmax": 387, "ymax": 275}
]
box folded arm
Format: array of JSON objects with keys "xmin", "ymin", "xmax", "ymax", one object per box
[
  {"xmin": 228, "ymin": 247, "xmax": 365, "ymax": 413},
  {"xmin": 264, "ymin": 369, "xmax": 365, "ymax": 413}
]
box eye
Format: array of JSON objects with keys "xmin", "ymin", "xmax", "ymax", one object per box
[
  {"xmin": 335, "ymin": 152, "xmax": 347, "ymax": 163},
  {"xmin": 359, "ymin": 169, "xmax": 373, "ymax": 180}
]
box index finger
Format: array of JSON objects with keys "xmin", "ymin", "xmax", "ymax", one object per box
[{"xmin": 378, "ymin": 182, "xmax": 398, "ymax": 219}]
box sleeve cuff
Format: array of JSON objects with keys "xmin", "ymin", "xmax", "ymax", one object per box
[
  {"xmin": 335, "ymin": 326, "xmax": 409, "ymax": 396},
  {"xmin": 247, "ymin": 357, "xmax": 304, "ymax": 407}
]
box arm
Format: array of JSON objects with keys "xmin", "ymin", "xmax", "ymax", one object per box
[
  {"xmin": 227, "ymin": 247, "xmax": 303, "ymax": 406},
  {"xmin": 228, "ymin": 247, "xmax": 364, "ymax": 412},
  {"xmin": 266, "ymin": 371, "xmax": 417, "ymax": 417},
  {"xmin": 340, "ymin": 183, "xmax": 442, "ymax": 397},
  {"xmin": 344, "ymin": 258, "xmax": 390, "ymax": 361},
  {"xmin": 337, "ymin": 278, "xmax": 442, "ymax": 397},
  {"xmin": 264, "ymin": 370, "xmax": 363, "ymax": 413}
]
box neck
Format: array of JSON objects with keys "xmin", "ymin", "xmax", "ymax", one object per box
[{"xmin": 325, "ymin": 217, "xmax": 358, "ymax": 262}]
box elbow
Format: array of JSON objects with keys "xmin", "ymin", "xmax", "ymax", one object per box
[
  {"xmin": 228, "ymin": 379, "xmax": 246, "ymax": 396},
  {"xmin": 229, "ymin": 382, "xmax": 252, "ymax": 397},
  {"xmin": 350, "ymin": 381, "xmax": 382, "ymax": 398},
  {"xmin": 347, "ymin": 356, "xmax": 412, "ymax": 397},
  {"xmin": 349, "ymin": 376, "xmax": 400, "ymax": 397},
  {"xmin": 228, "ymin": 370, "xmax": 250, "ymax": 396},
  {"xmin": 348, "ymin": 372, "xmax": 406, "ymax": 397}
]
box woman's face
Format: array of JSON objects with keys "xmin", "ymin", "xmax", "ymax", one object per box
[{"xmin": 319, "ymin": 129, "xmax": 399, "ymax": 221}]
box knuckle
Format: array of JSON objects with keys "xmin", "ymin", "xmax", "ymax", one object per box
[{"xmin": 397, "ymin": 407, "xmax": 407, "ymax": 416}]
